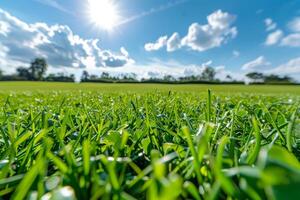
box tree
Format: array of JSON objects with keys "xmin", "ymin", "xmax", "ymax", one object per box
[
  {"xmin": 70, "ymin": 74, "xmax": 75, "ymax": 81},
  {"xmin": 29, "ymin": 58, "xmax": 48, "ymax": 80},
  {"xmin": 226, "ymin": 74, "xmax": 232, "ymax": 80},
  {"xmin": 81, "ymin": 70, "xmax": 89, "ymax": 81},
  {"xmin": 163, "ymin": 75, "xmax": 176, "ymax": 82},
  {"xmin": 45, "ymin": 73, "xmax": 75, "ymax": 82},
  {"xmin": 89, "ymin": 74, "xmax": 98, "ymax": 80},
  {"xmin": 128, "ymin": 73, "xmax": 137, "ymax": 81},
  {"xmin": 201, "ymin": 67, "xmax": 216, "ymax": 81},
  {"xmin": 264, "ymin": 74, "xmax": 293, "ymax": 83},
  {"xmin": 16, "ymin": 67, "xmax": 30, "ymax": 79},
  {"xmin": 179, "ymin": 75, "xmax": 197, "ymax": 81},
  {"xmin": 246, "ymin": 72, "xmax": 264, "ymax": 82},
  {"xmin": 100, "ymin": 72, "xmax": 110, "ymax": 79}
]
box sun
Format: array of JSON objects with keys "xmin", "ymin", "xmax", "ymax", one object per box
[{"xmin": 88, "ymin": 0, "xmax": 119, "ymax": 30}]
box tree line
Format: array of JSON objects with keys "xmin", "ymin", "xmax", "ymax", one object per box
[
  {"xmin": 81, "ymin": 67, "xmax": 235, "ymax": 83},
  {"xmin": 0, "ymin": 58, "xmax": 75, "ymax": 82},
  {"xmin": 245, "ymin": 72, "xmax": 294, "ymax": 84},
  {"xmin": 0, "ymin": 58, "xmax": 297, "ymax": 84},
  {"xmin": 81, "ymin": 67, "xmax": 296, "ymax": 84}
]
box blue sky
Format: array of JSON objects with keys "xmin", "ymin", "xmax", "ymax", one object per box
[{"xmin": 0, "ymin": 0, "xmax": 300, "ymax": 81}]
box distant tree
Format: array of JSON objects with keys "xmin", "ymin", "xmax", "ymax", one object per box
[
  {"xmin": 201, "ymin": 67, "xmax": 216, "ymax": 81},
  {"xmin": 81, "ymin": 70, "xmax": 89, "ymax": 81},
  {"xmin": 100, "ymin": 72, "xmax": 110, "ymax": 79},
  {"xmin": 0, "ymin": 69, "xmax": 2, "ymax": 78},
  {"xmin": 29, "ymin": 58, "xmax": 48, "ymax": 80},
  {"xmin": 89, "ymin": 74, "xmax": 98, "ymax": 80},
  {"xmin": 120, "ymin": 73, "xmax": 130, "ymax": 80},
  {"xmin": 128, "ymin": 73, "xmax": 138, "ymax": 81},
  {"xmin": 16, "ymin": 67, "xmax": 30, "ymax": 79},
  {"xmin": 264, "ymin": 74, "xmax": 293, "ymax": 83},
  {"xmin": 45, "ymin": 73, "xmax": 75, "ymax": 82},
  {"xmin": 246, "ymin": 72, "xmax": 264, "ymax": 82},
  {"xmin": 179, "ymin": 75, "xmax": 197, "ymax": 81},
  {"xmin": 70, "ymin": 74, "xmax": 75, "ymax": 81},
  {"xmin": 226, "ymin": 74, "xmax": 232, "ymax": 80},
  {"xmin": 163, "ymin": 75, "xmax": 176, "ymax": 82}
]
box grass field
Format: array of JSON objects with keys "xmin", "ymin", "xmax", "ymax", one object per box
[
  {"xmin": 0, "ymin": 82, "xmax": 299, "ymax": 199},
  {"xmin": 0, "ymin": 81, "xmax": 299, "ymax": 94}
]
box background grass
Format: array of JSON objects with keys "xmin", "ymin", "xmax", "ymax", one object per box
[{"xmin": 0, "ymin": 81, "xmax": 299, "ymax": 94}]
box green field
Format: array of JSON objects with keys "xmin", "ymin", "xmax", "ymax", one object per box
[
  {"xmin": 0, "ymin": 81, "xmax": 299, "ymax": 94},
  {"xmin": 0, "ymin": 82, "xmax": 299, "ymax": 199}
]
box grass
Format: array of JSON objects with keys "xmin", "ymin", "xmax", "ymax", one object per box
[
  {"xmin": 0, "ymin": 82, "xmax": 299, "ymax": 199},
  {"xmin": 0, "ymin": 81, "xmax": 299, "ymax": 94}
]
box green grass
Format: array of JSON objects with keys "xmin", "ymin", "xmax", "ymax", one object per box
[
  {"xmin": 0, "ymin": 81, "xmax": 299, "ymax": 94},
  {"xmin": 0, "ymin": 82, "xmax": 299, "ymax": 199}
]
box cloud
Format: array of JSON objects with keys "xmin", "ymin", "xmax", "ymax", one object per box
[
  {"xmin": 144, "ymin": 10, "xmax": 237, "ymax": 52},
  {"xmin": 183, "ymin": 9, "xmax": 237, "ymax": 52},
  {"xmin": 167, "ymin": 32, "xmax": 181, "ymax": 52},
  {"xmin": 179, "ymin": 60, "xmax": 240, "ymax": 81},
  {"xmin": 0, "ymin": 8, "xmax": 134, "ymax": 71},
  {"xmin": 100, "ymin": 48, "xmax": 134, "ymax": 67},
  {"xmin": 288, "ymin": 17, "xmax": 300, "ymax": 32},
  {"xmin": 281, "ymin": 33, "xmax": 300, "ymax": 47},
  {"xmin": 0, "ymin": 42, "xmax": 26, "ymax": 74},
  {"xmin": 206, "ymin": 10, "xmax": 236, "ymax": 29},
  {"xmin": 183, "ymin": 60, "xmax": 212, "ymax": 76},
  {"xmin": 264, "ymin": 17, "xmax": 300, "ymax": 47},
  {"xmin": 268, "ymin": 57, "xmax": 300, "ymax": 75},
  {"xmin": 279, "ymin": 17, "xmax": 300, "ymax": 47},
  {"xmin": 117, "ymin": 0, "xmax": 189, "ymax": 26},
  {"xmin": 144, "ymin": 35, "xmax": 168, "ymax": 51},
  {"xmin": 34, "ymin": 0, "xmax": 72, "ymax": 15},
  {"xmin": 264, "ymin": 18, "xmax": 277, "ymax": 31},
  {"xmin": 0, "ymin": 21, "xmax": 10, "ymax": 36},
  {"xmin": 242, "ymin": 56, "xmax": 271, "ymax": 70},
  {"xmin": 265, "ymin": 30, "xmax": 283, "ymax": 45}
]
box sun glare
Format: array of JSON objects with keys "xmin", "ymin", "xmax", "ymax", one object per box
[{"xmin": 88, "ymin": 0, "xmax": 119, "ymax": 30}]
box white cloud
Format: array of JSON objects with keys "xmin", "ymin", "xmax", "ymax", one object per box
[
  {"xmin": 120, "ymin": 47, "xmax": 129, "ymax": 57},
  {"xmin": 264, "ymin": 18, "xmax": 277, "ymax": 31},
  {"xmin": 288, "ymin": 17, "xmax": 300, "ymax": 32},
  {"xmin": 117, "ymin": 0, "xmax": 189, "ymax": 27},
  {"xmin": 279, "ymin": 17, "xmax": 300, "ymax": 47},
  {"xmin": 264, "ymin": 17, "xmax": 300, "ymax": 47},
  {"xmin": 167, "ymin": 32, "xmax": 181, "ymax": 52},
  {"xmin": 0, "ymin": 42, "xmax": 26, "ymax": 74},
  {"xmin": 183, "ymin": 60, "xmax": 212, "ymax": 76},
  {"xmin": 144, "ymin": 10, "xmax": 237, "ymax": 52},
  {"xmin": 281, "ymin": 33, "xmax": 300, "ymax": 47},
  {"xmin": 269, "ymin": 57, "xmax": 300, "ymax": 74},
  {"xmin": 242, "ymin": 56, "xmax": 271, "ymax": 70},
  {"xmin": 0, "ymin": 21, "xmax": 10, "ymax": 36},
  {"xmin": 181, "ymin": 10, "xmax": 237, "ymax": 51},
  {"xmin": 34, "ymin": 0, "xmax": 72, "ymax": 15},
  {"xmin": 0, "ymin": 8, "xmax": 134, "ymax": 71},
  {"xmin": 207, "ymin": 10, "xmax": 236, "ymax": 29},
  {"xmin": 100, "ymin": 48, "xmax": 135, "ymax": 67},
  {"xmin": 265, "ymin": 30, "xmax": 283, "ymax": 45},
  {"xmin": 144, "ymin": 35, "xmax": 168, "ymax": 51}
]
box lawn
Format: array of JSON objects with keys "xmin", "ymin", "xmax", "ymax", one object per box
[
  {"xmin": 0, "ymin": 81, "xmax": 299, "ymax": 94},
  {"xmin": 0, "ymin": 82, "xmax": 299, "ymax": 199}
]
